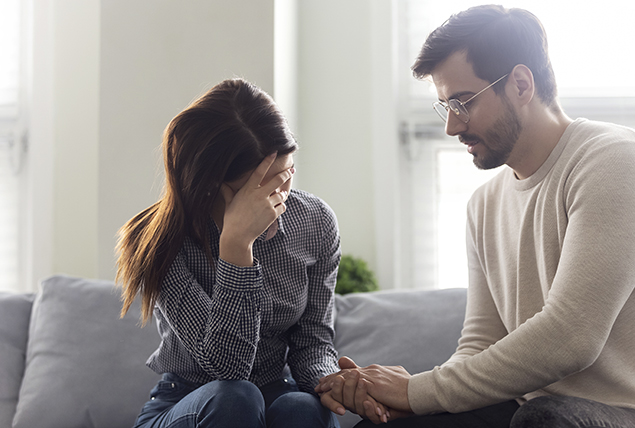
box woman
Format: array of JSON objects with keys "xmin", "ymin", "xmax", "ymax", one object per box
[{"xmin": 116, "ymin": 78, "xmax": 341, "ymax": 428}]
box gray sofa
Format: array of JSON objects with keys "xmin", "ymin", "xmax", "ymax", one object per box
[{"xmin": 0, "ymin": 275, "xmax": 466, "ymax": 428}]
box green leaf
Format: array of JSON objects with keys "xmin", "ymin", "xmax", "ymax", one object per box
[{"xmin": 335, "ymin": 254, "xmax": 379, "ymax": 294}]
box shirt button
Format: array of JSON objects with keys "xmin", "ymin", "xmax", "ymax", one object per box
[
  {"xmin": 283, "ymin": 379, "xmax": 288, "ymax": 383},
  {"xmin": 171, "ymin": 383, "xmax": 175, "ymax": 388}
]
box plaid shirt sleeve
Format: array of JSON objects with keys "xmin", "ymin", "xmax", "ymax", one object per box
[
  {"xmin": 157, "ymin": 252, "xmax": 264, "ymax": 381},
  {"xmin": 286, "ymin": 200, "xmax": 342, "ymax": 392}
]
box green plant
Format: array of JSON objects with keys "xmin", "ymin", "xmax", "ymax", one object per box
[{"xmin": 335, "ymin": 254, "xmax": 379, "ymax": 295}]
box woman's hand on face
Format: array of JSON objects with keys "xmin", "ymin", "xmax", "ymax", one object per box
[{"xmin": 218, "ymin": 154, "xmax": 294, "ymax": 266}]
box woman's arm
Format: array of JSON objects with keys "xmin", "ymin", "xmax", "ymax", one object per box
[
  {"xmin": 286, "ymin": 201, "xmax": 341, "ymax": 393},
  {"xmin": 157, "ymin": 248, "xmax": 265, "ymax": 380}
]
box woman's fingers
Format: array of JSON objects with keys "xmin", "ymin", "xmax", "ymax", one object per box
[
  {"xmin": 245, "ymin": 153, "xmax": 277, "ymax": 188},
  {"xmin": 261, "ymin": 167, "xmax": 294, "ymax": 195},
  {"xmin": 269, "ymin": 189, "xmax": 288, "ymax": 207},
  {"xmin": 219, "ymin": 183, "xmax": 235, "ymax": 205}
]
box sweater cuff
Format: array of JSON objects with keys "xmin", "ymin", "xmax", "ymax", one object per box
[{"xmin": 408, "ymin": 370, "xmax": 443, "ymax": 415}]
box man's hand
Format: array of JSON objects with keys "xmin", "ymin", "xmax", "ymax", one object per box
[
  {"xmin": 353, "ymin": 364, "xmax": 413, "ymax": 413},
  {"xmin": 317, "ymin": 357, "xmax": 391, "ymax": 424},
  {"xmin": 317, "ymin": 357, "xmax": 414, "ymax": 422}
]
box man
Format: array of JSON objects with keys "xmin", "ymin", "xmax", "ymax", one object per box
[{"xmin": 315, "ymin": 5, "xmax": 635, "ymax": 427}]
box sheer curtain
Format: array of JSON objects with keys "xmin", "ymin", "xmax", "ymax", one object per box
[
  {"xmin": 398, "ymin": 0, "xmax": 635, "ymax": 290},
  {"xmin": 0, "ymin": 0, "xmax": 25, "ymax": 293}
]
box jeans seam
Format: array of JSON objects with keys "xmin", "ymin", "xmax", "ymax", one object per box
[{"xmin": 164, "ymin": 412, "xmax": 197, "ymax": 428}]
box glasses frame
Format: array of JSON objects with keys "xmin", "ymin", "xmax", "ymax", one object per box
[{"xmin": 433, "ymin": 74, "xmax": 509, "ymax": 124}]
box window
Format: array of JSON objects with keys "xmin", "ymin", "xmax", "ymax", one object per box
[
  {"xmin": 0, "ymin": 0, "xmax": 25, "ymax": 293},
  {"xmin": 398, "ymin": 0, "xmax": 635, "ymax": 290}
]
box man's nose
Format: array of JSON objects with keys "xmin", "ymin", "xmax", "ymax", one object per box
[{"xmin": 445, "ymin": 111, "xmax": 468, "ymax": 137}]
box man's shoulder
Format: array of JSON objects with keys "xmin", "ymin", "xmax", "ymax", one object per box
[
  {"xmin": 568, "ymin": 118, "xmax": 635, "ymax": 147},
  {"xmin": 563, "ymin": 119, "xmax": 635, "ymax": 168}
]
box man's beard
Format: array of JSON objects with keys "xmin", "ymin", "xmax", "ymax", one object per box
[{"xmin": 463, "ymin": 97, "xmax": 522, "ymax": 170}]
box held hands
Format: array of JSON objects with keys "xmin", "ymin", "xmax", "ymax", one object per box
[
  {"xmin": 219, "ymin": 153, "xmax": 294, "ymax": 266},
  {"xmin": 315, "ymin": 356, "xmax": 414, "ymax": 424},
  {"xmin": 317, "ymin": 357, "xmax": 390, "ymax": 424}
]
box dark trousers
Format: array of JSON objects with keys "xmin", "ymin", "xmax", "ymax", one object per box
[{"xmin": 355, "ymin": 396, "xmax": 635, "ymax": 428}]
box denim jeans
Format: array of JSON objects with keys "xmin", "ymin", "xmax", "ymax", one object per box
[
  {"xmin": 355, "ymin": 396, "xmax": 635, "ymax": 428},
  {"xmin": 133, "ymin": 373, "xmax": 340, "ymax": 428}
]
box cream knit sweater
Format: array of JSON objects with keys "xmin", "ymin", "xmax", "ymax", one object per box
[{"xmin": 408, "ymin": 119, "xmax": 635, "ymax": 415}]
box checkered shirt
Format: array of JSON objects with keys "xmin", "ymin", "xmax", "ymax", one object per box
[{"xmin": 146, "ymin": 189, "xmax": 341, "ymax": 393}]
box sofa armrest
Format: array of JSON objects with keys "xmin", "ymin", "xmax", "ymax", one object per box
[{"xmin": 0, "ymin": 292, "xmax": 34, "ymax": 427}]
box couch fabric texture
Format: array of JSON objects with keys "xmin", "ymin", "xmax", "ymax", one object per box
[{"xmin": 0, "ymin": 275, "xmax": 466, "ymax": 428}]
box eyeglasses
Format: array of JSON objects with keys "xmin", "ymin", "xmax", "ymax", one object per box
[{"xmin": 433, "ymin": 74, "xmax": 509, "ymax": 124}]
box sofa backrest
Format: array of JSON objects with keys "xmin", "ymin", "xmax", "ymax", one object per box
[{"xmin": 334, "ymin": 288, "xmax": 467, "ymax": 374}]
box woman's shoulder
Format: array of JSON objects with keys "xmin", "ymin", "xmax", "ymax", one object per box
[{"xmin": 285, "ymin": 189, "xmax": 339, "ymax": 228}]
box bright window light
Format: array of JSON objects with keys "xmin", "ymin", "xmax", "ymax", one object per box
[{"xmin": 406, "ymin": 0, "xmax": 635, "ymax": 98}]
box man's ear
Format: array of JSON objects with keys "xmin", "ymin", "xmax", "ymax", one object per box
[{"xmin": 508, "ymin": 64, "xmax": 535, "ymax": 105}]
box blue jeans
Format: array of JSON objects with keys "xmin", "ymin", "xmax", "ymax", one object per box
[
  {"xmin": 355, "ymin": 396, "xmax": 635, "ymax": 428},
  {"xmin": 134, "ymin": 373, "xmax": 340, "ymax": 428}
]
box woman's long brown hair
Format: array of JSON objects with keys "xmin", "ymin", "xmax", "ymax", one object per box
[{"xmin": 116, "ymin": 78, "xmax": 298, "ymax": 325}]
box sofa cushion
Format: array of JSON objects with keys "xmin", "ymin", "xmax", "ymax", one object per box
[
  {"xmin": 13, "ymin": 275, "xmax": 162, "ymax": 428},
  {"xmin": 0, "ymin": 292, "xmax": 34, "ymax": 428},
  {"xmin": 334, "ymin": 288, "xmax": 466, "ymax": 374}
]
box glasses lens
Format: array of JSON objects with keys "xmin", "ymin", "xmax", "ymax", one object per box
[
  {"xmin": 433, "ymin": 103, "xmax": 448, "ymax": 122},
  {"xmin": 448, "ymin": 100, "xmax": 469, "ymax": 123}
]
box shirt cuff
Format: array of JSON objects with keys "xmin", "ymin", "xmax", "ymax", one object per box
[{"xmin": 216, "ymin": 258, "xmax": 263, "ymax": 292}]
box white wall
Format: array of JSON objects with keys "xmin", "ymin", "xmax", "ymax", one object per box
[
  {"xmin": 28, "ymin": 0, "xmax": 275, "ymax": 289},
  {"xmin": 97, "ymin": 0, "xmax": 275, "ymax": 280},
  {"xmin": 294, "ymin": 0, "xmax": 399, "ymax": 288},
  {"xmin": 52, "ymin": 0, "xmax": 100, "ymax": 281},
  {"xmin": 26, "ymin": 0, "xmax": 399, "ymax": 290}
]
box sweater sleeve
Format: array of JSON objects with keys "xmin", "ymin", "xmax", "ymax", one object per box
[
  {"xmin": 156, "ymin": 252, "xmax": 263, "ymax": 381},
  {"xmin": 408, "ymin": 139, "xmax": 635, "ymax": 414},
  {"xmin": 443, "ymin": 214, "xmax": 509, "ymax": 366}
]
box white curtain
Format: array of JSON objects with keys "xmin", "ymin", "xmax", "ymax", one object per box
[{"xmin": 0, "ymin": 0, "xmax": 24, "ymax": 292}]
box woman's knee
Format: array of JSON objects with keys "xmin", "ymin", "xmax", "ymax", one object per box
[
  {"xmin": 199, "ymin": 379, "xmax": 264, "ymax": 411},
  {"xmin": 267, "ymin": 392, "xmax": 337, "ymax": 428},
  {"xmin": 192, "ymin": 380, "xmax": 266, "ymax": 427}
]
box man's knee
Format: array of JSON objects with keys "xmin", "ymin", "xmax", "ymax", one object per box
[{"xmin": 510, "ymin": 396, "xmax": 575, "ymax": 428}]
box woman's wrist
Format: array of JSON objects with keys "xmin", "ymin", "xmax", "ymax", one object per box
[{"xmin": 219, "ymin": 234, "xmax": 254, "ymax": 267}]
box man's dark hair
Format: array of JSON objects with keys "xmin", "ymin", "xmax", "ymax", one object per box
[{"xmin": 412, "ymin": 4, "xmax": 557, "ymax": 106}]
